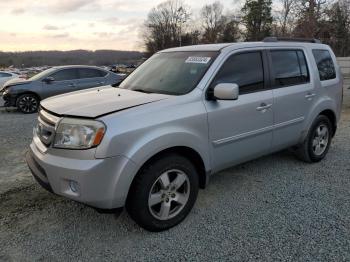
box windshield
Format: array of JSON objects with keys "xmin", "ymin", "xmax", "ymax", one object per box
[
  {"xmin": 29, "ymin": 68, "xmax": 56, "ymax": 81},
  {"xmin": 119, "ymin": 51, "xmax": 218, "ymax": 95}
]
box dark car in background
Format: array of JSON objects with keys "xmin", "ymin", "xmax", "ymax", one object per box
[{"xmin": 1, "ymin": 65, "xmax": 124, "ymax": 113}]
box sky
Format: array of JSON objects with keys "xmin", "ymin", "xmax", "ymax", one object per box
[{"xmin": 0, "ymin": 0, "xmax": 241, "ymax": 52}]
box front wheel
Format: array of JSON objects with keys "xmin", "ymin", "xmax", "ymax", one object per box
[
  {"xmin": 295, "ymin": 115, "xmax": 333, "ymax": 163},
  {"xmin": 16, "ymin": 94, "xmax": 39, "ymax": 114},
  {"xmin": 126, "ymin": 154, "xmax": 199, "ymax": 232}
]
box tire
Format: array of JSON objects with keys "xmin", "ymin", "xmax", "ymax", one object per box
[
  {"xmin": 295, "ymin": 115, "xmax": 333, "ymax": 163},
  {"xmin": 16, "ymin": 94, "xmax": 39, "ymax": 114},
  {"xmin": 126, "ymin": 153, "xmax": 199, "ymax": 232}
]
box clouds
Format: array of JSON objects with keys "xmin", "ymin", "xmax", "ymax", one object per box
[
  {"xmin": 102, "ymin": 17, "xmax": 120, "ymax": 25},
  {"xmin": 11, "ymin": 8, "xmax": 25, "ymax": 15},
  {"xmin": 0, "ymin": 0, "xmax": 236, "ymax": 51},
  {"xmin": 47, "ymin": 0, "xmax": 96, "ymax": 13},
  {"xmin": 43, "ymin": 25, "xmax": 60, "ymax": 31},
  {"xmin": 51, "ymin": 33, "xmax": 70, "ymax": 38}
]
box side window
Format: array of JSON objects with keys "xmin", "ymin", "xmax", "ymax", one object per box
[
  {"xmin": 312, "ymin": 50, "xmax": 336, "ymax": 81},
  {"xmin": 211, "ymin": 52, "xmax": 264, "ymax": 95},
  {"xmin": 270, "ymin": 50, "xmax": 310, "ymax": 87},
  {"xmin": 78, "ymin": 68, "xmax": 107, "ymax": 79},
  {"xmin": 50, "ymin": 69, "xmax": 79, "ymax": 81}
]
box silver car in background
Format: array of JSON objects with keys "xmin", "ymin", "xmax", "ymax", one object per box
[
  {"xmin": 0, "ymin": 71, "xmax": 20, "ymax": 88},
  {"xmin": 1, "ymin": 65, "xmax": 123, "ymax": 113},
  {"xmin": 26, "ymin": 38, "xmax": 343, "ymax": 231}
]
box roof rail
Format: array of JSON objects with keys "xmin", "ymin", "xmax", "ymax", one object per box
[{"xmin": 263, "ymin": 37, "xmax": 322, "ymax": 44}]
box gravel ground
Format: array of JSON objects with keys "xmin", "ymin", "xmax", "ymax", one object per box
[{"xmin": 0, "ymin": 81, "xmax": 350, "ymax": 261}]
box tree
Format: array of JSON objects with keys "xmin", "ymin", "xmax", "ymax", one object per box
[
  {"xmin": 200, "ymin": 1, "xmax": 226, "ymax": 43},
  {"xmin": 322, "ymin": 0, "xmax": 350, "ymax": 56},
  {"xmin": 274, "ymin": 0, "xmax": 297, "ymax": 36},
  {"xmin": 220, "ymin": 17, "xmax": 240, "ymax": 42},
  {"xmin": 241, "ymin": 0, "xmax": 273, "ymax": 41},
  {"xmin": 143, "ymin": 0, "xmax": 191, "ymax": 54},
  {"xmin": 293, "ymin": 0, "xmax": 327, "ymax": 38}
]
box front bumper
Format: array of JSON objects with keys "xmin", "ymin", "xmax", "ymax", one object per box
[
  {"xmin": 26, "ymin": 141, "xmax": 138, "ymax": 209},
  {"xmin": 2, "ymin": 92, "xmax": 16, "ymax": 107}
]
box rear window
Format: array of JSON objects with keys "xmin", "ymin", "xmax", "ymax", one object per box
[
  {"xmin": 270, "ymin": 50, "xmax": 309, "ymax": 87},
  {"xmin": 312, "ymin": 50, "xmax": 336, "ymax": 81}
]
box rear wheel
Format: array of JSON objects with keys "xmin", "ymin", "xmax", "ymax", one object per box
[
  {"xmin": 16, "ymin": 94, "xmax": 39, "ymax": 114},
  {"xmin": 295, "ymin": 115, "xmax": 332, "ymax": 162},
  {"xmin": 126, "ymin": 154, "xmax": 199, "ymax": 232}
]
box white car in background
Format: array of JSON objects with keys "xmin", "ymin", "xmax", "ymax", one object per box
[{"xmin": 0, "ymin": 71, "xmax": 20, "ymax": 88}]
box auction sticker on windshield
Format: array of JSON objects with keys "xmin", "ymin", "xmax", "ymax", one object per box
[{"xmin": 185, "ymin": 57, "xmax": 211, "ymax": 64}]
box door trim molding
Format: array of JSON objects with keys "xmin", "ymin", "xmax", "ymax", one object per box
[{"xmin": 212, "ymin": 117, "xmax": 304, "ymax": 146}]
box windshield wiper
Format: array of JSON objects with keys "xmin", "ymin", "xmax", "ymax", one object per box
[{"xmin": 133, "ymin": 88, "xmax": 154, "ymax": 94}]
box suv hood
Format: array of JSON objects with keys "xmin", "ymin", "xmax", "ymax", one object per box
[{"xmin": 41, "ymin": 87, "xmax": 171, "ymax": 118}]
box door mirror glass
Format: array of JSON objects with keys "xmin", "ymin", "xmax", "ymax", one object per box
[
  {"xmin": 213, "ymin": 83, "xmax": 239, "ymax": 100},
  {"xmin": 43, "ymin": 77, "xmax": 54, "ymax": 84}
]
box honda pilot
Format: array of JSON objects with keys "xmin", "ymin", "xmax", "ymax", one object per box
[{"xmin": 26, "ymin": 38, "xmax": 343, "ymax": 231}]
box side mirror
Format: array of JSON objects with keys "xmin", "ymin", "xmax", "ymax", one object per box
[
  {"xmin": 213, "ymin": 83, "xmax": 239, "ymax": 100},
  {"xmin": 43, "ymin": 77, "xmax": 54, "ymax": 84}
]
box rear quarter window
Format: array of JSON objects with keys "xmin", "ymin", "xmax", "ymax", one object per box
[{"xmin": 312, "ymin": 50, "xmax": 336, "ymax": 81}]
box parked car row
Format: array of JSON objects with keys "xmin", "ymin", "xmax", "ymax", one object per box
[{"xmin": 0, "ymin": 65, "xmax": 124, "ymax": 113}]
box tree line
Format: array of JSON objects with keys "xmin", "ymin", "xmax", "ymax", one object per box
[
  {"xmin": 143, "ymin": 0, "xmax": 350, "ymax": 57},
  {"xmin": 0, "ymin": 50, "xmax": 144, "ymax": 68}
]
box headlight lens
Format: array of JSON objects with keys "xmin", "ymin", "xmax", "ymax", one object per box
[{"xmin": 53, "ymin": 118, "xmax": 106, "ymax": 149}]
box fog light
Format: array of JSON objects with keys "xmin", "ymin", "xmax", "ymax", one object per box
[{"xmin": 69, "ymin": 180, "xmax": 79, "ymax": 193}]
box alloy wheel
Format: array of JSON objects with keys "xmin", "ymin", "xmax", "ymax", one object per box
[
  {"xmin": 148, "ymin": 169, "xmax": 190, "ymax": 220},
  {"xmin": 18, "ymin": 96, "xmax": 38, "ymax": 113},
  {"xmin": 312, "ymin": 124, "xmax": 329, "ymax": 156}
]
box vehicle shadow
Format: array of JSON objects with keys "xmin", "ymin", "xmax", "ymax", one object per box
[{"xmin": 0, "ymin": 105, "xmax": 20, "ymax": 114}]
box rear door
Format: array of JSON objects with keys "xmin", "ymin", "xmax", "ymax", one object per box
[
  {"xmin": 43, "ymin": 68, "xmax": 80, "ymax": 98},
  {"xmin": 76, "ymin": 68, "xmax": 107, "ymax": 90},
  {"xmin": 267, "ymin": 49, "xmax": 315, "ymax": 150}
]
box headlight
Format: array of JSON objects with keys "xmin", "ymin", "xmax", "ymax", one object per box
[{"xmin": 53, "ymin": 118, "xmax": 106, "ymax": 149}]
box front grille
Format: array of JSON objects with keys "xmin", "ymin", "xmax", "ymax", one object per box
[{"xmin": 36, "ymin": 109, "xmax": 60, "ymax": 146}]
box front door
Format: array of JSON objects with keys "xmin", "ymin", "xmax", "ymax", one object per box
[
  {"xmin": 42, "ymin": 68, "xmax": 80, "ymax": 98},
  {"xmin": 204, "ymin": 50, "xmax": 274, "ymax": 172}
]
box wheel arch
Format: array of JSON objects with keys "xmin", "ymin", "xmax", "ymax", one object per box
[
  {"xmin": 302, "ymin": 97, "xmax": 339, "ymax": 141},
  {"xmin": 133, "ymin": 146, "xmax": 208, "ymax": 189},
  {"xmin": 16, "ymin": 91, "xmax": 42, "ymax": 103},
  {"xmin": 319, "ymin": 109, "xmax": 337, "ymax": 136}
]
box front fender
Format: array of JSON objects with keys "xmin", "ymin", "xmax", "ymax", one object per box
[
  {"xmin": 125, "ymin": 129, "xmax": 211, "ymax": 172},
  {"xmin": 104, "ymin": 129, "xmax": 210, "ymax": 208}
]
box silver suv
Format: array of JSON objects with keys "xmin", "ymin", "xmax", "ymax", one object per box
[{"xmin": 26, "ymin": 38, "xmax": 343, "ymax": 231}]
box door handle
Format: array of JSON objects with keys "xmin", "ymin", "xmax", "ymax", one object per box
[
  {"xmin": 68, "ymin": 83, "xmax": 76, "ymax": 87},
  {"xmin": 305, "ymin": 93, "xmax": 316, "ymax": 100},
  {"xmin": 256, "ymin": 103, "xmax": 272, "ymax": 112},
  {"xmin": 98, "ymin": 81, "xmax": 105, "ymax": 85}
]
